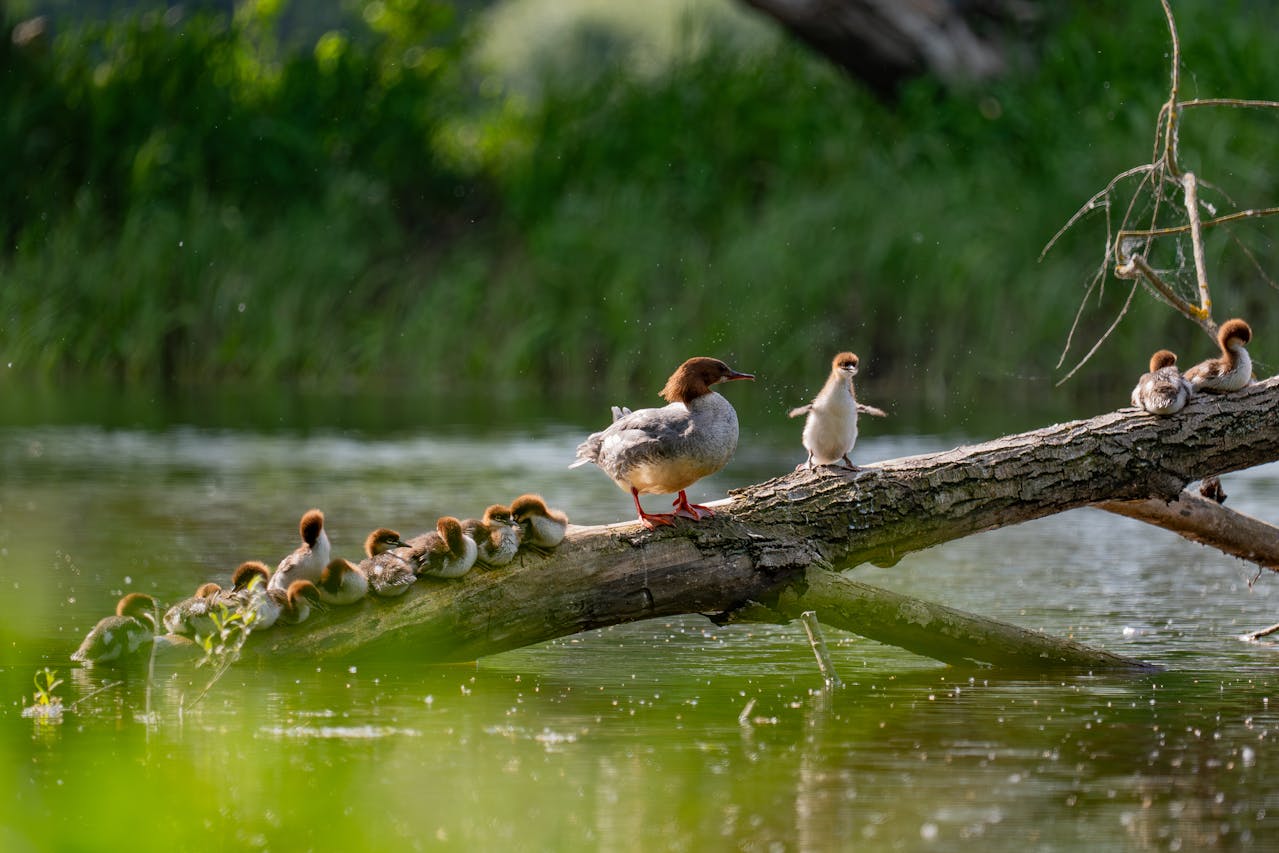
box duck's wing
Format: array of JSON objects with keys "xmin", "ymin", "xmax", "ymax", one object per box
[
  {"xmin": 592, "ymin": 404, "xmax": 697, "ymax": 477},
  {"xmin": 787, "ymin": 404, "xmax": 812, "ymax": 419},
  {"xmin": 573, "ymin": 404, "xmax": 686, "ymax": 468}
]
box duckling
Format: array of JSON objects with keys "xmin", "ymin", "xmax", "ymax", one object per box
[
  {"xmin": 357, "ymin": 527, "xmax": 418, "ymax": 598},
  {"xmin": 788, "ymin": 351, "xmax": 879, "ymax": 470},
  {"xmin": 316, "ymin": 558, "xmax": 369, "ymax": 606},
  {"xmin": 1130, "ymin": 349, "xmax": 1192, "ymax": 415},
  {"xmin": 162, "ymin": 582, "xmax": 224, "ymax": 638},
  {"xmin": 1184, "ymin": 318, "xmax": 1253, "ymax": 392},
  {"xmin": 268, "ymin": 509, "xmax": 331, "ymax": 591},
  {"xmin": 71, "ymin": 592, "xmax": 158, "ymax": 666},
  {"xmin": 411, "ymin": 516, "xmax": 478, "ymax": 579},
  {"xmin": 248, "ymin": 587, "xmax": 286, "ymax": 630},
  {"xmin": 462, "ymin": 505, "xmax": 521, "ymax": 568},
  {"xmin": 217, "ymin": 561, "xmax": 271, "ymax": 608},
  {"xmin": 572, "ymin": 357, "xmax": 754, "ymax": 528},
  {"xmin": 510, "ymin": 494, "xmax": 569, "ymax": 555},
  {"xmin": 277, "ymin": 580, "xmax": 323, "ymax": 626}
]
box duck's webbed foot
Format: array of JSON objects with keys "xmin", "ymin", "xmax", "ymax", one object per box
[
  {"xmin": 633, "ymin": 488, "xmax": 677, "ymax": 529},
  {"xmin": 672, "ymin": 491, "xmax": 713, "ymax": 521}
]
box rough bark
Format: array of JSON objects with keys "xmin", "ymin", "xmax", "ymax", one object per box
[
  {"xmin": 243, "ymin": 378, "xmax": 1279, "ymax": 666},
  {"xmin": 737, "ymin": 0, "xmax": 1040, "ymax": 96}
]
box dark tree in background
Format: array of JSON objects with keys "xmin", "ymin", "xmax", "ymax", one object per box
[{"xmin": 739, "ymin": 0, "xmax": 1042, "ymax": 96}]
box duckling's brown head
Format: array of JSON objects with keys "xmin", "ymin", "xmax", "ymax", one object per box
[
  {"xmin": 364, "ymin": 527, "xmax": 407, "ymax": 557},
  {"xmin": 1149, "ymin": 349, "xmax": 1178, "ymax": 371},
  {"xmin": 483, "ymin": 504, "xmax": 514, "ymax": 526},
  {"xmin": 318, "ymin": 559, "xmax": 354, "ymax": 593},
  {"xmin": 1219, "ymin": 318, "xmax": 1252, "ymax": 349},
  {"xmin": 194, "ymin": 582, "xmax": 222, "ymax": 599},
  {"xmin": 299, "ymin": 509, "xmax": 326, "ymax": 547},
  {"xmin": 232, "ymin": 561, "xmax": 271, "ymax": 591},
  {"xmin": 510, "ymin": 494, "xmax": 549, "ymax": 522},
  {"xmin": 437, "ymin": 516, "xmax": 466, "ymax": 555},
  {"xmin": 286, "ymin": 580, "xmax": 321, "ymax": 605},
  {"xmin": 831, "ymin": 351, "xmax": 859, "ymax": 376},
  {"xmin": 117, "ymin": 592, "xmax": 158, "ymax": 629}
]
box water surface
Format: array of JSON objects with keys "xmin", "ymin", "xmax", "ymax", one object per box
[{"xmin": 2, "ymin": 387, "xmax": 1278, "ymax": 850}]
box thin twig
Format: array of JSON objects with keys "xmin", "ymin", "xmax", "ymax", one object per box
[
  {"xmin": 1117, "ymin": 206, "xmax": 1279, "ymax": 242},
  {"xmin": 1181, "ymin": 172, "xmax": 1212, "ymax": 319},
  {"xmin": 1244, "ymin": 622, "xmax": 1279, "ymax": 642},
  {"xmin": 1055, "ymin": 276, "xmax": 1140, "ymax": 386},
  {"xmin": 1040, "ymin": 164, "xmax": 1154, "ymax": 262},
  {"xmin": 1159, "ymin": 0, "xmax": 1181, "ymax": 175},
  {"xmin": 1231, "ymin": 232, "xmax": 1279, "ymax": 293},
  {"xmin": 1180, "ymin": 98, "xmax": 1279, "ymax": 111},
  {"xmin": 65, "ymin": 679, "xmax": 124, "ymax": 713}
]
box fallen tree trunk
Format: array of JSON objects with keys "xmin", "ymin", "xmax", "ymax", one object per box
[
  {"xmin": 247, "ymin": 378, "xmax": 1279, "ymax": 667},
  {"xmin": 741, "ymin": 567, "xmax": 1157, "ymax": 670},
  {"xmin": 1097, "ymin": 490, "xmax": 1279, "ymax": 571}
]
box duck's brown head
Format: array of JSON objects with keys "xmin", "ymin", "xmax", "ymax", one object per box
[{"xmin": 660, "ymin": 357, "xmax": 755, "ymax": 404}]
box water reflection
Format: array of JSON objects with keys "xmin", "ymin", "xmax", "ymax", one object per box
[{"xmin": 3, "ymin": 397, "xmax": 1279, "ymax": 848}]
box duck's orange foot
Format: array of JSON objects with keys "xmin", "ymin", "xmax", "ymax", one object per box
[
  {"xmin": 632, "ymin": 488, "xmax": 678, "ymax": 529},
  {"xmin": 638, "ymin": 511, "xmax": 677, "ymax": 530},
  {"xmin": 672, "ymin": 491, "xmax": 713, "ymax": 521}
]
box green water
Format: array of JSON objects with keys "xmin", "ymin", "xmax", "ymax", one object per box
[{"xmin": 2, "ymin": 387, "xmax": 1279, "ymax": 850}]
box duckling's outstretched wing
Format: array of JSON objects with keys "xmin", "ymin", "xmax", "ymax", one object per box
[
  {"xmin": 857, "ymin": 403, "xmax": 888, "ymax": 418},
  {"xmin": 787, "ymin": 404, "xmax": 812, "ymax": 419}
]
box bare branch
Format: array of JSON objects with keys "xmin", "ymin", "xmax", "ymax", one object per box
[
  {"xmin": 1115, "ymin": 253, "xmax": 1215, "ymax": 336},
  {"xmin": 1180, "ymin": 98, "xmax": 1279, "ymax": 111}
]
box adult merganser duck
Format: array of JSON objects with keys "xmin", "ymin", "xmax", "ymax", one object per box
[
  {"xmin": 1130, "ymin": 349, "xmax": 1192, "ymax": 415},
  {"xmin": 277, "ymin": 580, "xmax": 322, "ymax": 626},
  {"xmin": 462, "ymin": 505, "xmax": 521, "ymax": 567},
  {"xmin": 163, "ymin": 582, "xmax": 224, "ymax": 638},
  {"xmin": 511, "ymin": 494, "xmax": 569, "ymax": 555},
  {"xmin": 411, "ymin": 516, "xmax": 478, "ymax": 579},
  {"xmin": 358, "ymin": 527, "xmax": 418, "ymax": 597},
  {"xmin": 71, "ymin": 592, "xmax": 158, "ymax": 665},
  {"xmin": 1184, "ymin": 318, "xmax": 1253, "ymax": 392},
  {"xmin": 571, "ymin": 357, "xmax": 754, "ymax": 529},
  {"xmin": 269, "ymin": 509, "xmax": 331, "ymax": 591},
  {"xmin": 788, "ymin": 351, "xmax": 885, "ymax": 470},
  {"xmin": 316, "ymin": 558, "xmax": 369, "ymax": 606}
]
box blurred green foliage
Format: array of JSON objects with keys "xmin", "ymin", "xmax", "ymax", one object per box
[{"xmin": 1, "ymin": 1, "xmax": 1275, "ymax": 401}]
